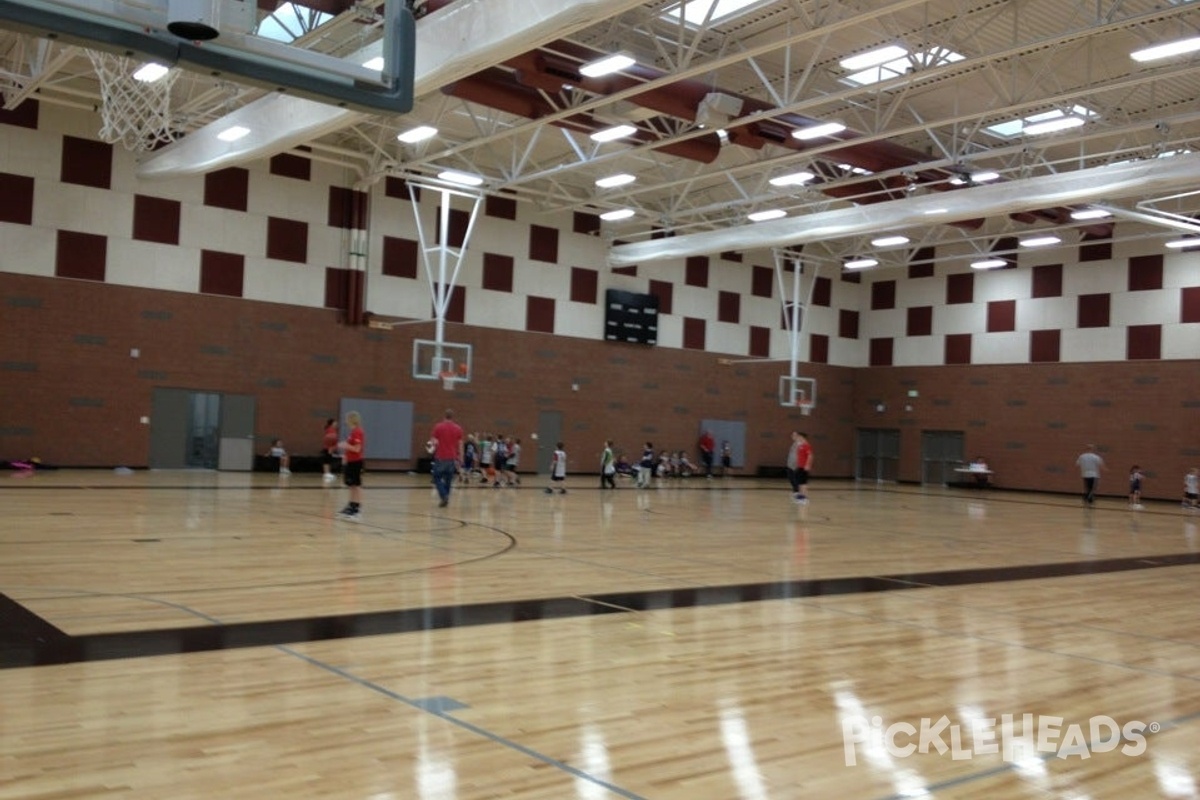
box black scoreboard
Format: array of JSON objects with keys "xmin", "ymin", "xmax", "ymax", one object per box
[{"xmin": 604, "ymin": 289, "xmax": 659, "ymax": 345}]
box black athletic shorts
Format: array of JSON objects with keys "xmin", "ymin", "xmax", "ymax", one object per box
[{"xmin": 343, "ymin": 460, "xmax": 364, "ymax": 487}]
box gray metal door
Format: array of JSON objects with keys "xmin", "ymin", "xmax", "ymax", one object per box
[
  {"xmin": 921, "ymin": 430, "xmax": 965, "ymax": 485},
  {"xmin": 149, "ymin": 388, "xmax": 191, "ymax": 469},
  {"xmin": 856, "ymin": 428, "xmax": 900, "ymax": 482},
  {"xmin": 218, "ymin": 393, "xmax": 256, "ymax": 471},
  {"xmin": 535, "ymin": 411, "xmax": 563, "ymax": 475}
]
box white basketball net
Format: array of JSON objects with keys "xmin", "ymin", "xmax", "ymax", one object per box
[{"xmin": 85, "ymin": 50, "xmax": 179, "ymax": 151}]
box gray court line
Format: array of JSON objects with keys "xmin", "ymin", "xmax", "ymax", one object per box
[{"xmin": 278, "ymin": 644, "xmax": 649, "ymax": 800}]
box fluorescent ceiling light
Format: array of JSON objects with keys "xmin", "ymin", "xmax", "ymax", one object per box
[
  {"xmin": 844, "ymin": 258, "xmax": 878, "ymax": 270},
  {"xmin": 837, "ymin": 163, "xmax": 874, "ymax": 176},
  {"xmin": 217, "ymin": 125, "xmax": 251, "ymax": 142},
  {"xmin": 600, "ymin": 208, "xmax": 636, "ymax": 221},
  {"xmin": 970, "ymin": 170, "xmax": 1000, "ymax": 183},
  {"xmin": 362, "ymin": 56, "xmax": 385, "ymax": 71},
  {"xmin": 1165, "ymin": 238, "xmax": 1200, "ymax": 249},
  {"xmin": 748, "ymin": 209, "xmax": 787, "ymax": 222},
  {"xmin": 1070, "ymin": 208, "xmax": 1112, "ymax": 220},
  {"xmin": 1131, "ymin": 36, "xmax": 1200, "ymax": 62},
  {"xmin": 438, "ymin": 170, "xmax": 484, "ymax": 186},
  {"xmin": 397, "ymin": 125, "xmax": 437, "ymax": 144},
  {"xmin": 590, "ymin": 124, "xmax": 637, "ymax": 143},
  {"xmin": 1020, "ymin": 235, "xmax": 1062, "ymax": 247},
  {"xmin": 596, "ymin": 173, "xmax": 636, "ymax": 188},
  {"xmin": 839, "ymin": 45, "xmax": 908, "ymax": 71},
  {"xmin": 132, "ymin": 63, "xmax": 169, "ymax": 83},
  {"xmin": 871, "ymin": 235, "xmax": 910, "ymax": 247},
  {"xmin": 971, "ymin": 258, "xmax": 1007, "ymax": 270},
  {"xmin": 923, "ymin": 208, "xmax": 948, "ymax": 215},
  {"xmin": 793, "ymin": 122, "xmax": 846, "ymax": 140},
  {"xmin": 1022, "ymin": 115, "xmax": 1085, "ymax": 136},
  {"xmin": 580, "ymin": 52, "xmax": 636, "ymax": 78},
  {"xmin": 769, "ymin": 171, "xmax": 814, "ymax": 187}
]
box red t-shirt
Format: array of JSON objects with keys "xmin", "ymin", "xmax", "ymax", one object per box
[
  {"xmin": 322, "ymin": 425, "xmax": 338, "ymax": 451},
  {"xmin": 699, "ymin": 433, "xmax": 714, "ymax": 454},
  {"xmin": 344, "ymin": 426, "xmax": 364, "ymax": 463},
  {"xmin": 794, "ymin": 440, "xmax": 813, "ymax": 470},
  {"xmin": 431, "ymin": 419, "xmax": 464, "ymax": 460}
]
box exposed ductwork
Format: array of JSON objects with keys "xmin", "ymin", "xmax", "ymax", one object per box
[{"xmin": 607, "ymin": 153, "xmax": 1200, "ymax": 266}]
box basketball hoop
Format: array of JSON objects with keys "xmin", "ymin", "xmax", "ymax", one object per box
[
  {"xmin": 439, "ymin": 371, "xmax": 456, "ymax": 391},
  {"xmin": 85, "ymin": 50, "xmax": 179, "ymax": 152}
]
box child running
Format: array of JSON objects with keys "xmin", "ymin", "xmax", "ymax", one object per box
[{"xmin": 545, "ymin": 441, "xmax": 568, "ymax": 494}]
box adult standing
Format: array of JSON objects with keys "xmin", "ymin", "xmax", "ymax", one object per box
[
  {"xmin": 1076, "ymin": 444, "xmax": 1106, "ymax": 505},
  {"xmin": 698, "ymin": 429, "xmax": 715, "ymax": 479},
  {"xmin": 430, "ymin": 409, "xmax": 465, "ymax": 508}
]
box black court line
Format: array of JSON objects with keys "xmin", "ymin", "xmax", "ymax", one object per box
[{"xmin": 2, "ymin": 552, "xmax": 1198, "ymax": 670}]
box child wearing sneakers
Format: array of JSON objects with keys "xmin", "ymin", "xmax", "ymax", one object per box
[
  {"xmin": 268, "ymin": 439, "xmax": 291, "ymax": 475},
  {"xmin": 1128, "ymin": 465, "xmax": 1144, "ymax": 510},
  {"xmin": 1184, "ymin": 467, "xmax": 1199, "ymax": 510},
  {"xmin": 545, "ymin": 442, "xmax": 568, "ymax": 494},
  {"xmin": 336, "ymin": 411, "xmax": 365, "ymax": 521}
]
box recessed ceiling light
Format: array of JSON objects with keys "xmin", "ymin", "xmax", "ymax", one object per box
[
  {"xmin": 844, "ymin": 257, "xmax": 878, "ymax": 270},
  {"xmin": 397, "ymin": 125, "xmax": 437, "ymax": 144},
  {"xmin": 590, "ymin": 124, "xmax": 637, "ymax": 143},
  {"xmin": 580, "ymin": 52, "xmax": 636, "ymax": 78},
  {"xmin": 217, "ymin": 126, "xmax": 251, "ymax": 142},
  {"xmin": 769, "ymin": 171, "xmax": 815, "ymax": 187},
  {"xmin": 792, "ymin": 122, "xmax": 846, "ymax": 141},
  {"xmin": 1070, "ymin": 208, "xmax": 1112, "ymax": 220},
  {"xmin": 971, "ymin": 258, "xmax": 1007, "ymax": 270},
  {"xmin": 600, "ymin": 208, "xmax": 636, "ymax": 221},
  {"xmin": 1020, "ymin": 235, "xmax": 1062, "ymax": 247},
  {"xmin": 748, "ymin": 209, "xmax": 787, "ymax": 222},
  {"xmin": 596, "ymin": 173, "xmax": 636, "ymax": 188},
  {"xmin": 839, "ymin": 45, "xmax": 908, "ymax": 72},
  {"xmin": 1164, "ymin": 238, "xmax": 1200, "ymax": 249},
  {"xmin": 437, "ymin": 170, "xmax": 484, "ymax": 186},
  {"xmin": 132, "ymin": 63, "xmax": 169, "ymax": 83},
  {"xmin": 871, "ymin": 235, "xmax": 910, "ymax": 248},
  {"xmin": 1131, "ymin": 36, "xmax": 1200, "ymax": 62}
]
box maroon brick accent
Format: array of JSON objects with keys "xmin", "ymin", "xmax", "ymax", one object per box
[
  {"xmin": 749, "ymin": 325, "xmax": 770, "ymax": 358},
  {"xmin": 751, "ymin": 265, "xmax": 773, "ymax": 298},
  {"xmin": 384, "ymin": 177, "xmax": 420, "ymax": 202},
  {"xmin": 572, "ymin": 210, "xmax": 600, "ymax": 235},
  {"xmin": 1126, "ymin": 324, "xmax": 1162, "ymax": 360},
  {"xmin": 267, "ymin": 217, "xmax": 308, "ymax": 263},
  {"xmin": 55, "ymin": 230, "xmax": 106, "ymax": 281},
  {"xmin": 718, "ymin": 290, "xmax": 740, "ymax": 323},
  {"xmin": 987, "ymin": 299, "xmax": 1016, "ymax": 333},
  {"xmin": 685, "ymin": 256, "xmax": 709, "ymax": 288},
  {"xmin": 945, "ymin": 333, "xmax": 972, "ymax": 365},
  {"xmin": 909, "ymin": 246, "xmax": 936, "ymax": 278},
  {"xmin": 809, "ymin": 333, "xmax": 829, "ymax": 364},
  {"xmin": 1080, "ymin": 232, "xmax": 1112, "ymax": 262},
  {"xmin": 483, "ymin": 253, "xmax": 514, "ymax": 292},
  {"xmin": 199, "ymin": 250, "xmax": 244, "ymax": 297},
  {"xmin": 613, "ymin": 265, "xmax": 637, "ymax": 277},
  {"xmin": 780, "ymin": 303, "xmax": 801, "ymax": 331},
  {"xmin": 907, "ymin": 306, "xmax": 933, "ymax": 336},
  {"xmin": 132, "ymin": 194, "xmax": 181, "ymax": 245},
  {"xmin": 328, "ymin": 186, "xmax": 368, "ymax": 229},
  {"xmin": 841, "ymin": 270, "xmax": 861, "ymax": 284},
  {"xmin": 269, "ymin": 153, "xmax": 311, "ymax": 180},
  {"xmin": 649, "ymin": 279, "xmax": 673, "ymax": 315},
  {"xmin": 0, "ymin": 172, "xmax": 34, "ymax": 224},
  {"xmin": 1078, "ymin": 293, "xmax": 1111, "ymax": 328},
  {"xmin": 436, "ymin": 207, "xmax": 470, "ymax": 248},
  {"xmin": 526, "ymin": 295, "xmax": 555, "ymax": 333},
  {"xmin": 571, "ymin": 267, "xmax": 598, "ymax": 304},
  {"xmin": 869, "ymin": 337, "xmax": 893, "ymax": 366},
  {"xmin": 908, "ymin": 261, "xmax": 935, "ymax": 279},
  {"xmin": 1032, "ymin": 263, "xmax": 1063, "ymax": 298},
  {"xmin": 811, "ymin": 276, "xmax": 832, "ymax": 307},
  {"xmin": 60, "ymin": 136, "xmax": 112, "ymax": 190},
  {"xmin": 529, "ymin": 224, "xmax": 559, "ymax": 263},
  {"xmin": 204, "ymin": 168, "xmax": 249, "ymax": 211},
  {"xmin": 0, "ymin": 99, "xmax": 38, "ymax": 129},
  {"xmin": 721, "ymin": 251, "xmax": 743, "ymax": 262},
  {"xmin": 1128, "ymin": 254, "xmax": 1164, "ymax": 292},
  {"xmin": 382, "ymin": 236, "xmax": 418, "ymax": 279},
  {"xmin": 1183, "ymin": 286, "xmax": 1200, "ymax": 323},
  {"xmin": 683, "ymin": 317, "xmax": 706, "ymax": 350},
  {"xmin": 839, "ymin": 309, "xmax": 859, "ymax": 339},
  {"xmin": 871, "ymin": 280, "xmax": 896, "ymax": 310},
  {"xmin": 946, "ymin": 272, "xmax": 973, "ymax": 304},
  {"xmin": 1030, "ymin": 329, "xmax": 1061, "ymax": 362},
  {"xmin": 488, "ymin": 194, "xmax": 518, "ymax": 221},
  {"xmin": 433, "ymin": 284, "xmax": 465, "ymax": 323},
  {"xmin": 324, "ymin": 267, "xmax": 361, "ymax": 311}
]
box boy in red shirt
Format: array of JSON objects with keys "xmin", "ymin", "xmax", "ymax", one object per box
[{"xmin": 336, "ymin": 411, "xmax": 365, "ymax": 521}]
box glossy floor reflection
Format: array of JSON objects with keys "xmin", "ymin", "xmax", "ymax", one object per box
[{"xmin": 1, "ymin": 471, "xmax": 1198, "ymax": 799}]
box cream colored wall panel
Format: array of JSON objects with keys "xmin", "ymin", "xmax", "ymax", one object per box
[
  {"xmin": 513, "ymin": 262, "xmax": 570, "ymax": 300},
  {"xmin": 1163, "ymin": 252, "xmax": 1200, "ymax": 288},
  {"xmin": 34, "ymin": 183, "xmax": 130, "ymax": 236},
  {"xmin": 932, "ymin": 303, "xmax": 983, "ymax": 335},
  {"xmin": 306, "ymin": 227, "xmax": 344, "ymax": 271},
  {"xmin": 554, "ymin": 301, "xmax": 603, "ymax": 340},
  {"xmin": 106, "ymin": 240, "xmax": 198, "ymax": 292},
  {"xmin": 1161, "ymin": 324, "xmax": 1200, "ymax": 360},
  {"xmin": 671, "ymin": 285, "xmax": 716, "ymax": 320},
  {"xmin": 363, "ymin": 275, "xmax": 432, "ymax": 321},
  {"xmin": 0, "ymin": 125, "xmax": 62, "ymax": 180},
  {"xmin": 864, "ymin": 308, "xmax": 905, "ymax": 340},
  {"xmin": 828, "ymin": 337, "xmax": 867, "ymax": 368},
  {"xmin": 709, "ymin": 260, "xmax": 751, "ymax": 294},
  {"xmin": 1111, "ymin": 290, "xmax": 1175, "ymax": 326},
  {"xmin": 242, "ymin": 259, "xmax": 325, "ymax": 307},
  {"xmin": 117, "ymin": 156, "xmax": 201, "ymax": 202},
  {"xmin": 1062, "ymin": 261, "xmax": 1124, "ymax": 296},
  {"xmin": 894, "ymin": 276, "xmax": 942, "ymax": 308},
  {"xmin": 1059, "ymin": 328, "xmax": 1125, "ymax": 362},
  {"xmin": 180, "ymin": 207, "xmax": 265, "ymax": 255},
  {"xmin": 974, "ymin": 268, "xmax": 1028, "ymax": 302},
  {"xmin": 0, "ymin": 224, "xmax": 55, "ymax": 276},
  {"xmin": 464, "ymin": 290, "xmax": 524, "ymax": 332},
  {"xmin": 893, "ymin": 336, "xmax": 942, "ymax": 367},
  {"xmin": 654, "ymin": 314, "xmax": 682, "ymax": 349},
  {"xmin": 1016, "ymin": 296, "xmax": 1075, "ymax": 330},
  {"xmin": 248, "ymin": 174, "xmax": 327, "ymax": 221},
  {"xmin": 972, "ymin": 332, "xmax": 1027, "ymax": 365},
  {"xmin": 706, "ymin": 321, "xmax": 747, "ymax": 356}
]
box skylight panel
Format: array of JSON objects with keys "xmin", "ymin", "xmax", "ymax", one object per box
[
  {"xmin": 842, "ymin": 46, "xmax": 964, "ymax": 87},
  {"xmin": 662, "ymin": 0, "xmax": 766, "ymax": 26},
  {"xmin": 986, "ymin": 106, "xmax": 1096, "ymax": 139},
  {"xmin": 255, "ymin": 2, "xmax": 333, "ymax": 43}
]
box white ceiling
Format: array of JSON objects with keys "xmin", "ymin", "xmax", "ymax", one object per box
[{"xmin": 2, "ymin": 0, "xmax": 1199, "ymax": 270}]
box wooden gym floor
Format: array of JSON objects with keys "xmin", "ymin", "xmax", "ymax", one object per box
[{"xmin": 1, "ymin": 470, "xmax": 1198, "ymax": 799}]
